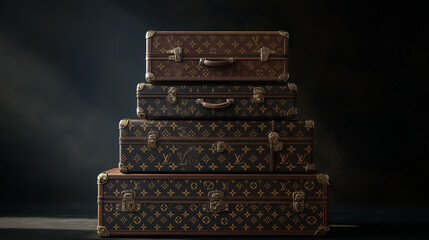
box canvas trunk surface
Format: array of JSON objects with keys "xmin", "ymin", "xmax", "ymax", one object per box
[
  {"xmin": 145, "ymin": 31, "xmax": 289, "ymax": 83},
  {"xmin": 118, "ymin": 119, "xmax": 314, "ymax": 173},
  {"xmin": 97, "ymin": 169, "xmax": 329, "ymax": 237},
  {"xmin": 136, "ymin": 83, "xmax": 297, "ymax": 120}
]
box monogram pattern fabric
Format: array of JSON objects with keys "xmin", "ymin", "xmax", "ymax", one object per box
[
  {"xmin": 148, "ymin": 59, "xmax": 287, "ymax": 81},
  {"xmin": 99, "ymin": 173, "xmax": 328, "ymax": 234},
  {"xmin": 102, "ymin": 178, "xmax": 325, "ymax": 198},
  {"xmin": 137, "ymin": 84, "xmax": 296, "ymax": 120},
  {"xmin": 102, "ymin": 203, "xmax": 326, "ymax": 233},
  {"xmin": 119, "ymin": 120, "xmax": 313, "ymax": 173},
  {"xmin": 148, "ymin": 32, "xmax": 287, "ymax": 55}
]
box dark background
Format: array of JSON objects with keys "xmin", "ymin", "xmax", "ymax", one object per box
[{"xmin": 1, "ymin": 0, "xmax": 428, "ymax": 217}]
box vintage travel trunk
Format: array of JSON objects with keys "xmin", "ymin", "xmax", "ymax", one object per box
[
  {"xmin": 97, "ymin": 169, "xmax": 330, "ymax": 237},
  {"xmin": 136, "ymin": 82, "xmax": 297, "ymax": 120},
  {"xmin": 118, "ymin": 119, "xmax": 314, "ymax": 173},
  {"xmin": 145, "ymin": 31, "xmax": 289, "ymax": 84}
]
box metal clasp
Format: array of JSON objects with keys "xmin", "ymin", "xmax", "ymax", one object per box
[
  {"xmin": 166, "ymin": 87, "xmax": 178, "ymax": 104},
  {"xmin": 202, "ymin": 190, "xmax": 229, "ymax": 214},
  {"xmin": 116, "ymin": 190, "xmax": 141, "ymax": 212},
  {"xmin": 292, "ymin": 191, "xmax": 305, "ymax": 212},
  {"xmin": 269, "ymin": 132, "xmax": 283, "ymax": 151},
  {"xmin": 251, "ymin": 87, "xmax": 264, "ymax": 104},
  {"xmin": 259, "ymin": 47, "xmax": 277, "ymax": 62},
  {"xmin": 167, "ymin": 47, "xmax": 182, "ymax": 62},
  {"xmin": 148, "ymin": 130, "xmax": 158, "ymax": 149},
  {"xmin": 212, "ymin": 141, "xmax": 228, "ymax": 153}
]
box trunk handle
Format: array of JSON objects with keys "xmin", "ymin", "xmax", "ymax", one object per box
[
  {"xmin": 199, "ymin": 57, "xmax": 236, "ymax": 67},
  {"xmin": 196, "ymin": 99, "xmax": 234, "ymax": 109}
]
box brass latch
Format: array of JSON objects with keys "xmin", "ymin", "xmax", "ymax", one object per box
[
  {"xmin": 251, "ymin": 87, "xmax": 264, "ymax": 104},
  {"xmin": 202, "ymin": 190, "xmax": 229, "ymax": 214},
  {"xmin": 167, "ymin": 47, "xmax": 182, "ymax": 62},
  {"xmin": 292, "ymin": 191, "xmax": 305, "ymax": 212},
  {"xmin": 212, "ymin": 141, "xmax": 228, "ymax": 153},
  {"xmin": 166, "ymin": 87, "xmax": 178, "ymax": 104},
  {"xmin": 259, "ymin": 47, "xmax": 277, "ymax": 62},
  {"xmin": 148, "ymin": 130, "xmax": 158, "ymax": 149},
  {"xmin": 116, "ymin": 190, "xmax": 141, "ymax": 212},
  {"xmin": 269, "ymin": 132, "xmax": 283, "ymax": 151}
]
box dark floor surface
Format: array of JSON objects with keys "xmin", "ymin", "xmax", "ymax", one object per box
[
  {"xmin": 1, "ymin": 205, "xmax": 428, "ymax": 239},
  {"xmin": 0, "ymin": 224, "xmax": 427, "ymax": 240}
]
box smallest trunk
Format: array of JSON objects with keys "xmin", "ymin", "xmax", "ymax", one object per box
[{"xmin": 145, "ymin": 31, "xmax": 289, "ymax": 84}]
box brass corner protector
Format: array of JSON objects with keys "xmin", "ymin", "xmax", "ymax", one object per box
[
  {"xmin": 97, "ymin": 172, "xmax": 108, "ymax": 185},
  {"xmin": 314, "ymin": 226, "xmax": 330, "ymax": 236},
  {"xmin": 97, "ymin": 226, "xmax": 110, "ymax": 237},
  {"xmin": 145, "ymin": 30, "xmax": 156, "ymax": 39},
  {"xmin": 317, "ymin": 173, "xmax": 330, "ymax": 185},
  {"xmin": 305, "ymin": 120, "xmax": 315, "ymax": 128},
  {"xmin": 145, "ymin": 72, "xmax": 155, "ymax": 83},
  {"xmin": 118, "ymin": 163, "xmax": 128, "ymax": 173},
  {"xmin": 136, "ymin": 82, "xmax": 146, "ymax": 91},
  {"xmin": 287, "ymin": 82, "xmax": 297, "ymax": 92},
  {"xmin": 119, "ymin": 119, "xmax": 130, "ymax": 129},
  {"xmin": 278, "ymin": 72, "xmax": 289, "ymax": 82},
  {"xmin": 286, "ymin": 107, "xmax": 297, "ymax": 118},
  {"xmin": 136, "ymin": 107, "xmax": 146, "ymax": 119},
  {"xmin": 279, "ymin": 30, "xmax": 289, "ymax": 38}
]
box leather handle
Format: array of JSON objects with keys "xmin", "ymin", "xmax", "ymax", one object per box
[
  {"xmin": 196, "ymin": 99, "xmax": 234, "ymax": 109},
  {"xmin": 199, "ymin": 58, "xmax": 236, "ymax": 67}
]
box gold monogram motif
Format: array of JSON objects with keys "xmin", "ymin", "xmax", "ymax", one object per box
[{"xmin": 101, "ymin": 201, "xmax": 326, "ymax": 232}]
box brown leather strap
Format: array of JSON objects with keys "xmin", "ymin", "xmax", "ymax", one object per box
[
  {"xmin": 196, "ymin": 99, "xmax": 234, "ymax": 109},
  {"xmin": 199, "ymin": 58, "xmax": 236, "ymax": 67}
]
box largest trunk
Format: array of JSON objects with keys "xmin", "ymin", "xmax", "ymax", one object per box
[{"xmin": 97, "ymin": 169, "xmax": 330, "ymax": 237}]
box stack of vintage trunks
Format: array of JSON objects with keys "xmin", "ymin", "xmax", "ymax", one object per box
[{"xmin": 97, "ymin": 30, "xmax": 330, "ymax": 237}]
